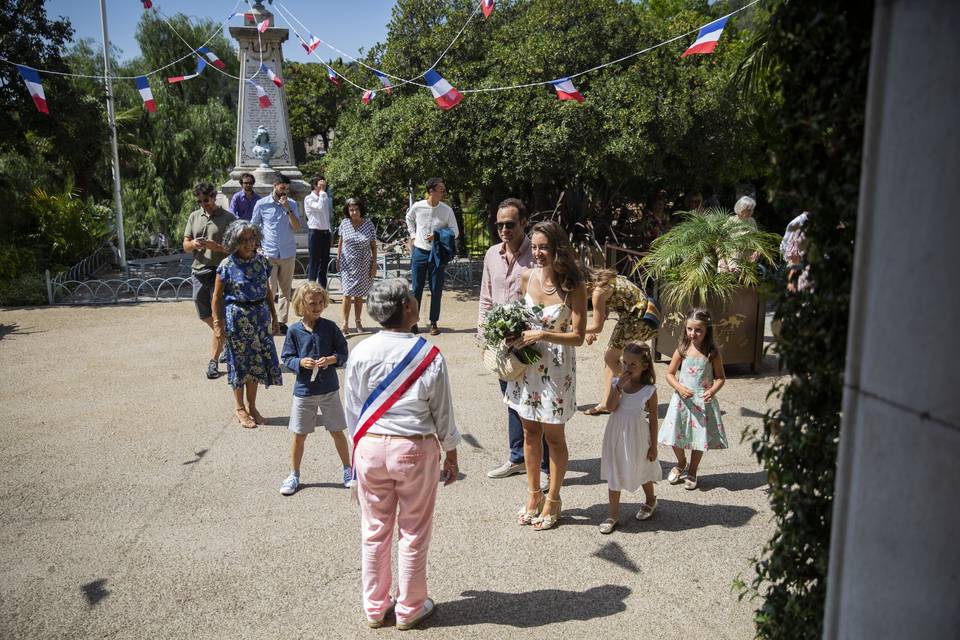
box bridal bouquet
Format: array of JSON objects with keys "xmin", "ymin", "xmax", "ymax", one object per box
[{"xmin": 479, "ymin": 302, "xmax": 543, "ymax": 380}]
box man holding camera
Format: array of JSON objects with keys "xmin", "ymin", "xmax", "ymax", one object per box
[
  {"xmin": 183, "ymin": 182, "xmax": 236, "ymax": 379},
  {"xmin": 252, "ymin": 174, "xmax": 304, "ymax": 334}
]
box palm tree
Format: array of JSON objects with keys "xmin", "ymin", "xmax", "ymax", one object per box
[{"xmin": 639, "ymin": 208, "xmax": 780, "ymax": 308}]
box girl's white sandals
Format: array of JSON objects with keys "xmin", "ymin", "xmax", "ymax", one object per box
[
  {"xmin": 599, "ymin": 518, "xmax": 618, "ymax": 534},
  {"xmin": 667, "ymin": 466, "xmax": 686, "ymax": 484},
  {"xmin": 684, "ymin": 474, "xmax": 699, "ymax": 490},
  {"xmin": 635, "ymin": 499, "xmax": 658, "ymax": 520}
]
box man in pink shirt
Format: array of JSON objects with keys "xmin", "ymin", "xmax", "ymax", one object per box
[{"xmin": 479, "ymin": 198, "xmax": 549, "ymax": 484}]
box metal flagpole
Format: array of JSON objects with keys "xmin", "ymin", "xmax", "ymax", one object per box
[{"xmin": 99, "ymin": 0, "xmax": 127, "ymax": 268}]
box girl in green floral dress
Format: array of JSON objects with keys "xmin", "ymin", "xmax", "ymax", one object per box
[
  {"xmin": 213, "ymin": 220, "xmax": 284, "ymax": 429},
  {"xmin": 657, "ymin": 308, "xmax": 727, "ymax": 490}
]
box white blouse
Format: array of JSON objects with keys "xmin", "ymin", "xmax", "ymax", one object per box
[{"xmin": 343, "ymin": 331, "xmax": 460, "ymax": 451}]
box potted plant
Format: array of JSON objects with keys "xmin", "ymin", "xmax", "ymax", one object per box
[{"xmin": 639, "ymin": 208, "xmax": 780, "ymax": 372}]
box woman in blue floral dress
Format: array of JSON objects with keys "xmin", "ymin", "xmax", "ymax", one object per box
[{"xmin": 212, "ymin": 220, "xmax": 283, "ymax": 429}]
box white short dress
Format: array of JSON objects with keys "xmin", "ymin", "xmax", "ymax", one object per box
[
  {"xmin": 504, "ymin": 294, "xmax": 576, "ymax": 424},
  {"xmin": 600, "ymin": 383, "xmax": 662, "ymax": 492}
]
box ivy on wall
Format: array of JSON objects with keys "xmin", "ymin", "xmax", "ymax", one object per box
[{"xmin": 743, "ymin": 1, "xmax": 874, "ymax": 638}]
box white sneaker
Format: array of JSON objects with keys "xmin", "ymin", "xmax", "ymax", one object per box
[
  {"xmin": 487, "ymin": 461, "xmax": 526, "ymax": 478},
  {"xmin": 397, "ymin": 597, "xmax": 435, "ymax": 630},
  {"xmin": 280, "ymin": 473, "xmax": 300, "ymax": 496}
]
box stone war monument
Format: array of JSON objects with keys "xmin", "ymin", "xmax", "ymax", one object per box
[{"xmin": 221, "ymin": 0, "xmax": 309, "ymax": 206}]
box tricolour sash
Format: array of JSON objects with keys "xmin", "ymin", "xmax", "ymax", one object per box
[{"xmin": 351, "ymin": 336, "xmax": 441, "ymax": 458}]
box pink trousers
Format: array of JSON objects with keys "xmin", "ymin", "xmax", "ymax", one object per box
[{"xmin": 356, "ymin": 435, "xmax": 440, "ymax": 623}]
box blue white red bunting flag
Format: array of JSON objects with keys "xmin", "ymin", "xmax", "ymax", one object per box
[
  {"xmin": 424, "ymin": 69, "xmax": 462, "ymax": 110},
  {"xmin": 260, "ymin": 63, "xmax": 283, "ymax": 88},
  {"xmin": 16, "ymin": 65, "xmax": 47, "ymax": 114},
  {"xmin": 246, "ymin": 80, "xmax": 272, "ymax": 108},
  {"xmin": 326, "ymin": 66, "xmax": 341, "ymax": 87},
  {"xmin": 302, "ymin": 33, "xmax": 322, "ymax": 54},
  {"xmin": 362, "ymin": 90, "xmax": 376, "ymax": 104},
  {"xmin": 142, "ymin": 0, "xmax": 152, "ymax": 9},
  {"xmin": 551, "ymin": 77, "xmax": 584, "ymax": 103},
  {"xmin": 258, "ymin": 17, "xmax": 270, "ymax": 33},
  {"xmin": 681, "ymin": 16, "xmax": 729, "ymax": 57},
  {"xmin": 196, "ymin": 47, "xmax": 226, "ymax": 70},
  {"xmin": 482, "ymin": 0, "xmax": 494, "ymax": 18},
  {"xmin": 372, "ymin": 70, "xmax": 393, "ymax": 95},
  {"xmin": 167, "ymin": 57, "xmax": 206, "ymax": 83},
  {"xmin": 135, "ymin": 76, "xmax": 156, "ymax": 112}
]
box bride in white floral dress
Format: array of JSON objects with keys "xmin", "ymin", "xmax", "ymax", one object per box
[{"xmin": 505, "ymin": 221, "xmax": 587, "ymax": 531}]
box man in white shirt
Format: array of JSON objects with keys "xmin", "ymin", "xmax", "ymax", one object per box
[
  {"xmin": 405, "ymin": 177, "xmax": 460, "ymax": 335},
  {"xmin": 303, "ymin": 176, "xmax": 333, "ymax": 288}
]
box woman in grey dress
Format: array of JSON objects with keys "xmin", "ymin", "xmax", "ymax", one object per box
[{"xmin": 337, "ymin": 197, "xmax": 378, "ymax": 334}]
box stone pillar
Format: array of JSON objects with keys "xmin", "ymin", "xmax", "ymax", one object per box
[
  {"xmin": 221, "ymin": 2, "xmax": 309, "ymax": 207},
  {"xmin": 823, "ymin": 2, "xmax": 960, "ymax": 637}
]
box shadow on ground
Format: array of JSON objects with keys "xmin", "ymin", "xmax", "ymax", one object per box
[
  {"xmin": 563, "ymin": 499, "xmax": 757, "ymax": 532},
  {"xmin": 426, "ymin": 584, "xmax": 630, "ymax": 628}
]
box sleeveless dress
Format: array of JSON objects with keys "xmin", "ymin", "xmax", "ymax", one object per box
[
  {"xmin": 605, "ymin": 276, "xmax": 656, "ymax": 349},
  {"xmin": 216, "ymin": 253, "xmax": 283, "ymax": 390},
  {"xmin": 657, "ymin": 356, "xmax": 727, "ymax": 451},
  {"xmin": 504, "ymin": 293, "xmax": 576, "ymax": 423},
  {"xmin": 600, "ymin": 382, "xmax": 662, "ymax": 492},
  {"xmin": 338, "ymin": 218, "xmax": 377, "ymax": 297}
]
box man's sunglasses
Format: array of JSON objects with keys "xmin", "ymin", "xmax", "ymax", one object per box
[
  {"xmin": 197, "ymin": 196, "xmax": 215, "ymax": 204},
  {"xmin": 496, "ymin": 221, "xmax": 517, "ymax": 230}
]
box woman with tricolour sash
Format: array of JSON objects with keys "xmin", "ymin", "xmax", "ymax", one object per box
[{"xmin": 343, "ymin": 278, "xmax": 460, "ymax": 631}]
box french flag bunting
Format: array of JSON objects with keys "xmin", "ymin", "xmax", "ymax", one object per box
[
  {"xmin": 167, "ymin": 57, "xmax": 206, "ymax": 83},
  {"xmin": 551, "ymin": 77, "xmax": 584, "ymax": 103},
  {"xmin": 302, "ymin": 33, "xmax": 321, "ymax": 54},
  {"xmin": 258, "ymin": 17, "xmax": 270, "ymax": 33},
  {"xmin": 142, "ymin": 0, "xmax": 152, "ymax": 9},
  {"xmin": 424, "ymin": 69, "xmax": 462, "ymax": 110},
  {"xmin": 260, "ymin": 63, "xmax": 283, "ymax": 88},
  {"xmin": 246, "ymin": 80, "xmax": 272, "ymax": 108},
  {"xmin": 372, "ymin": 70, "xmax": 393, "ymax": 95},
  {"xmin": 197, "ymin": 46, "xmax": 226, "ymax": 70},
  {"xmin": 681, "ymin": 16, "xmax": 729, "ymax": 57},
  {"xmin": 362, "ymin": 90, "xmax": 376, "ymax": 104},
  {"xmin": 326, "ymin": 66, "xmax": 341, "ymax": 87},
  {"xmin": 482, "ymin": 0, "xmax": 494, "ymax": 18},
  {"xmin": 16, "ymin": 65, "xmax": 48, "ymax": 114},
  {"xmin": 135, "ymin": 75, "xmax": 157, "ymax": 112}
]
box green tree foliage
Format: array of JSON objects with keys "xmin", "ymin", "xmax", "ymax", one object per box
[
  {"xmin": 738, "ymin": 1, "xmax": 873, "ymax": 638},
  {"xmin": 286, "ymin": 60, "xmax": 346, "ymax": 161},
  {"xmin": 301, "ymin": 0, "xmax": 768, "ymax": 239}
]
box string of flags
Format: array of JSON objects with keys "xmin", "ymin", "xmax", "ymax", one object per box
[{"xmin": 8, "ymin": 0, "xmax": 753, "ymax": 115}]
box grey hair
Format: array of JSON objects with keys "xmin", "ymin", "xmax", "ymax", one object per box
[
  {"xmin": 367, "ymin": 278, "xmax": 411, "ymax": 326},
  {"xmin": 222, "ymin": 219, "xmax": 263, "ymax": 254},
  {"xmin": 734, "ymin": 196, "xmax": 756, "ymax": 216}
]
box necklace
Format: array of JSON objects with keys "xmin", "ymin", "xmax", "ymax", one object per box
[{"xmin": 537, "ymin": 268, "xmax": 558, "ymax": 296}]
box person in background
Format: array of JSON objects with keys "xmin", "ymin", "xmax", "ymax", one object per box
[
  {"xmin": 252, "ymin": 174, "xmax": 304, "ymax": 335},
  {"xmin": 405, "ymin": 177, "xmax": 459, "ymax": 335},
  {"xmin": 183, "ymin": 181, "xmax": 235, "ymax": 379},
  {"xmin": 337, "ymin": 197, "xmax": 378, "ymax": 335},
  {"xmin": 304, "ymin": 176, "xmax": 333, "ymax": 288},
  {"xmin": 479, "ymin": 198, "xmax": 550, "ymax": 488},
  {"xmin": 229, "ymin": 173, "xmax": 258, "ymax": 222}
]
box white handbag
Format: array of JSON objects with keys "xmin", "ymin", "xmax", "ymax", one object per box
[{"xmin": 482, "ymin": 341, "xmax": 528, "ymax": 382}]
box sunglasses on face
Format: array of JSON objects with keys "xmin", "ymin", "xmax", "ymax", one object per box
[
  {"xmin": 496, "ymin": 221, "xmax": 517, "ymax": 230},
  {"xmin": 197, "ymin": 196, "xmax": 215, "ymax": 204}
]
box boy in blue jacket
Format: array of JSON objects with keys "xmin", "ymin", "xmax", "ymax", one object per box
[{"xmin": 279, "ymin": 282, "xmax": 350, "ymax": 495}]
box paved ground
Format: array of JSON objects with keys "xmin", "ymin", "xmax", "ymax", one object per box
[{"xmin": 0, "ymin": 288, "xmax": 780, "ymax": 639}]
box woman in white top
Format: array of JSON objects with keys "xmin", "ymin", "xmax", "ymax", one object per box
[
  {"xmin": 505, "ymin": 221, "xmax": 587, "ymax": 531},
  {"xmin": 343, "ymin": 278, "xmax": 460, "ymax": 630}
]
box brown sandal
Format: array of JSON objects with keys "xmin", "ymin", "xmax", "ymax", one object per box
[
  {"xmin": 235, "ymin": 408, "xmax": 257, "ymax": 429},
  {"xmin": 248, "ymin": 409, "xmax": 267, "ymax": 425},
  {"xmin": 584, "ymin": 406, "xmax": 610, "ymax": 416}
]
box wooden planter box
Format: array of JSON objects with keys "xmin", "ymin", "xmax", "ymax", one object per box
[{"xmin": 652, "ymin": 287, "xmax": 765, "ymax": 373}]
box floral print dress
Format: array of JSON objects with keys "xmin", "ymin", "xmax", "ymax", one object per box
[
  {"xmin": 606, "ymin": 275, "xmax": 656, "ymax": 348},
  {"xmin": 505, "ymin": 294, "xmax": 576, "ymax": 423},
  {"xmin": 657, "ymin": 356, "xmax": 727, "ymax": 451},
  {"xmin": 216, "ymin": 253, "xmax": 283, "ymax": 390}
]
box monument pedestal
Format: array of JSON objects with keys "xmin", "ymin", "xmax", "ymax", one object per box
[{"xmin": 220, "ymin": 3, "xmax": 309, "ymax": 207}]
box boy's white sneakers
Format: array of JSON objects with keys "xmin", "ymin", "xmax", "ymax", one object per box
[{"xmin": 280, "ymin": 473, "xmax": 300, "ymax": 496}]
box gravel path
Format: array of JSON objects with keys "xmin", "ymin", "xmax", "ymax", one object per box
[{"xmin": 0, "ymin": 290, "xmax": 780, "ymax": 639}]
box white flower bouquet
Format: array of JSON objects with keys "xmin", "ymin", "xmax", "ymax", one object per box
[{"xmin": 479, "ymin": 302, "xmax": 543, "ymax": 381}]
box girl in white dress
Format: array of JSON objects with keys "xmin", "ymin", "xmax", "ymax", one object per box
[
  {"xmin": 599, "ymin": 342, "xmax": 661, "ymax": 534},
  {"xmin": 506, "ymin": 221, "xmax": 587, "ymax": 531}
]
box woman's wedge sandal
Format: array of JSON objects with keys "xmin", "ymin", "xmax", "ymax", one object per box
[
  {"xmin": 518, "ymin": 490, "xmax": 545, "ymax": 525},
  {"xmin": 533, "ymin": 497, "xmax": 562, "ymax": 531}
]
